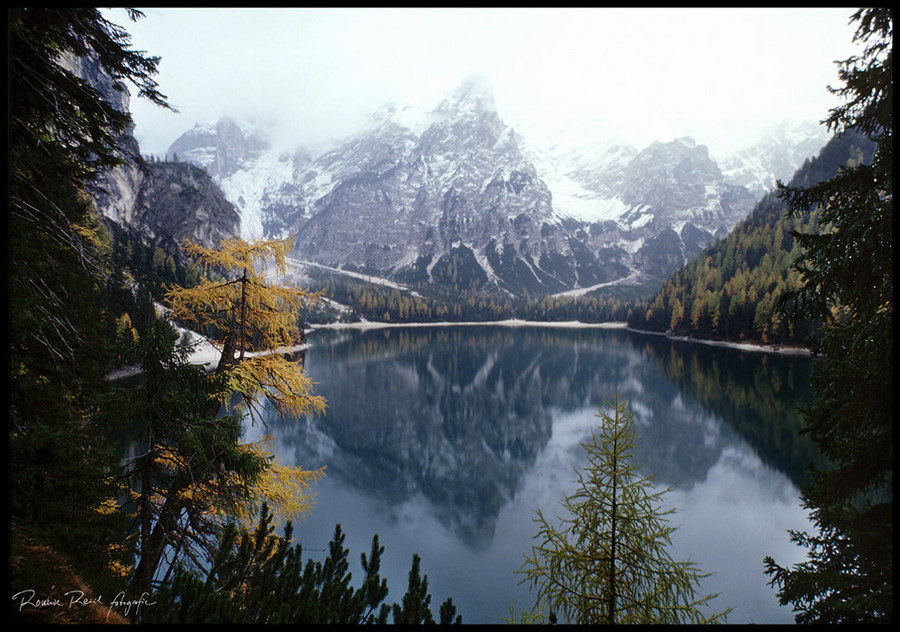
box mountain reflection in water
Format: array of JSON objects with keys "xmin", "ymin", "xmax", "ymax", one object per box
[{"xmin": 248, "ymin": 325, "xmax": 820, "ymax": 623}]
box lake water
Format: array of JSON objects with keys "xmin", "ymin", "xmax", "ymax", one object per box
[{"xmin": 245, "ymin": 324, "xmax": 821, "ymax": 624}]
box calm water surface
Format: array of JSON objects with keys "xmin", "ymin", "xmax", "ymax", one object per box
[{"xmin": 245, "ymin": 325, "xmax": 821, "ymax": 624}]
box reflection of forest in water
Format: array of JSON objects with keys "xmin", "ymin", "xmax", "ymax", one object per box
[
  {"xmin": 268, "ymin": 326, "xmax": 821, "ymax": 548},
  {"xmin": 632, "ymin": 332, "xmax": 825, "ymax": 487}
]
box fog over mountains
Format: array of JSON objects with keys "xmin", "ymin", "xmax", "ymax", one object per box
[{"xmin": 165, "ymin": 76, "xmax": 828, "ymax": 297}]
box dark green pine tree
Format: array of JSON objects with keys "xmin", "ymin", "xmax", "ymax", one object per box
[
  {"xmin": 391, "ymin": 553, "xmax": 462, "ymax": 624},
  {"xmin": 147, "ymin": 504, "xmax": 461, "ymax": 624},
  {"xmin": 122, "ymin": 319, "xmax": 271, "ymax": 596},
  {"xmin": 764, "ymin": 7, "xmax": 892, "ymax": 623},
  {"xmin": 9, "ymin": 7, "xmax": 172, "ymax": 605}
]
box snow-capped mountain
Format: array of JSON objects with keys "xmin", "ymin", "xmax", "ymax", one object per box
[
  {"xmin": 288, "ymin": 75, "xmax": 604, "ymax": 295},
  {"xmin": 716, "ymin": 119, "xmax": 830, "ymax": 198},
  {"xmin": 517, "ymin": 122, "xmax": 637, "ymax": 225},
  {"xmin": 166, "ymin": 76, "xmax": 827, "ymax": 297},
  {"xmin": 501, "ymin": 129, "xmax": 763, "ymax": 290},
  {"xmin": 166, "ymin": 118, "xmax": 292, "ymax": 239}
]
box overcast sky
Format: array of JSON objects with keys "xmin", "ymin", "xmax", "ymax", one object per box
[{"xmin": 105, "ymin": 7, "xmax": 861, "ymax": 159}]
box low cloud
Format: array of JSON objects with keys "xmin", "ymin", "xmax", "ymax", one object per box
[{"xmin": 112, "ymin": 8, "xmax": 859, "ymax": 158}]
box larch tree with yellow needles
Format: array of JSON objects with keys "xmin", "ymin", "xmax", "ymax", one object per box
[
  {"xmin": 128, "ymin": 236, "xmax": 328, "ymax": 594},
  {"xmin": 165, "ymin": 236, "xmax": 327, "ymax": 424},
  {"xmin": 165, "ymin": 235, "xmax": 328, "ymax": 520}
]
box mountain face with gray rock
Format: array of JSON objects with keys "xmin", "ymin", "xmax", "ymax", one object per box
[
  {"xmin": 286, "ymin": 76, "xmax": 628, "ymax": 296},
  {"xmin": 68, "ymin": 51, "xmax": 241, "ymax": 249},
  {"xmin": 93, "ymin": 159, "xmax": 240, "ymax": 249},
  {"xmin": 166, "ymin": 76, "xmax": 828, "ymax": 297},
  {"xmin": 569, "ymin": 136, "xmax": 760, "ymax": 280}
]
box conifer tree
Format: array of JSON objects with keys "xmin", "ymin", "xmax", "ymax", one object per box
[
  {"xmin": 391, "ymin": 553, "xmax": 461, "ymax": 624},
  {"xmin": 764, "ymin": 7, "xmax": 892, "ymax": 623},
  {"xmin": 147, "ymin": 504, "xmax": 461, "ymax": 624},
  {"xmin": 165, "ymin": 236, "xmax": 326, "ymax": 423},
  {"xmin": 9, "ymin": 7, "xmax": 171, "ymax": 604},
  {"xmin": 163, "ymin": 236, "xmax": 327, "ymax": 528},
  {"xmin": 125, "ymin": 320, "xmax": 270, "ymax": 594},
  {"xmin": 518, "ymin": 392, "xmax": 730, "ymax": 624}
]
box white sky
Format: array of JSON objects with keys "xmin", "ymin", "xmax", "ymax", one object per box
[{"xmin": 105, "ymin": 7, "xmax": 861, "ymax": 159}]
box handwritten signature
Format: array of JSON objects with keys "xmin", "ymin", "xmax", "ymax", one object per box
[{"xmin": 11, "ymin": 588, "xmax": 157, "ymax": 622}]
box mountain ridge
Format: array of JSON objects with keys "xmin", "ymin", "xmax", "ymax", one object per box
[{"xmin": 164, "ymin": 77, "xmax": 829, "ymax": 298}]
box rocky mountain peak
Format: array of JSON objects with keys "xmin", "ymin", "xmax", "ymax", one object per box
[
  {"xmin": 436, "ymin": 74, "xmax": 497, "ymax": 117},
  {"xmin": 717, "ymin": 119, "xmax": 830, "ymax": 197},
  {"xmin": 63, "ymin": 50, "xmax": 241, "ymax": 251},
  {"xmin": 636, "ymin": 136, "xmax": 714, "ymax": 169},
  {"xmin": 621, "ymin": 136, "xmax": 726, "ymax": 212},
  {"xmin": 417, "ymin": 76, "xmax": 509, "ymax": 159},
  {"xmin": 95, "ymin": 160, "xmax": 240, "ymax": 249},
  {"xmin": 167, "ymin": 117, "xmax": 270, "ymax": 181}
]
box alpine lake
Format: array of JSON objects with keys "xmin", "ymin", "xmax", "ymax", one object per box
[{"xmin": 243, "ymin": 323, "xmax": 822, "ymax": 624}]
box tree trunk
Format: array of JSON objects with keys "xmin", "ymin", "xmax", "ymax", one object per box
[
  {"xmin": 131, "ymin": 476, "xmax": 187, "ymax": 595},
  {"xmin": 216, "ymin": 330, "xmax": 236, "ymax": 373}
]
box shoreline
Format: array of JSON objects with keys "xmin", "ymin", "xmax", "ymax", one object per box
[
  {"xmin": 309, "ymin": 318, "xmax": 629, "ymax": 331},
  {"xmin": 105, "ymin": 342, "xmax": 312, "ymax": 381},
  {"xmin": 625, "ymin": 326, "xmax": 812, "ymax": 356},
  {"xmin": 109, "ymin": 318, "xmax": 810, "ymax": 380},
  {"xmin": 310, "ymin": 319, "xmax": 812, "ymax": 356}
]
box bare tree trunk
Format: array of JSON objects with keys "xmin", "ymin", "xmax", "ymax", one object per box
[
  {"xmin": 216, "ymin": 331, "xmax": 237, "ymax": 373},
  {"xmin": 238, "ymin": 265, "xmax": 249, "ymax": 360}
]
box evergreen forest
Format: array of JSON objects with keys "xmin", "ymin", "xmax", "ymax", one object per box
[{"xmin": 306, "ymin": 273, "xmax": 634, "ymax": 325}]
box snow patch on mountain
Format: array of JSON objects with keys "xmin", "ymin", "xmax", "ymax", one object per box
[
  {"xmin": 629, "ymin": 212, "xmax": 653, "ymax": 229},
  {"xmin": 515, "ymin": 115, "xmax": 638, "ymax": 225},
  {"xmin": 619, "ymin": 237, "xmax": 645, "ymax": 255},
  {"xmin": 218, "ymin": 150, "xmax": 295, "ymax": 240},
  {"xmin": 715, "ymin": 119, "xmax": 829, "ymax": 196},
  {"xmin": 370, "ymin": 101, "xmax": 437, "ymax": 138}
]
